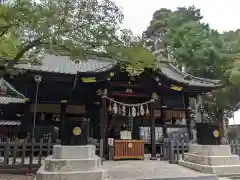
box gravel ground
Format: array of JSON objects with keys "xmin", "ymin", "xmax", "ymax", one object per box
[{"xmin": 0, "ymin": 174, "xmax": 34, "ymax": 180}]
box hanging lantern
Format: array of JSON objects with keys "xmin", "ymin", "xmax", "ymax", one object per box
[
  {"xmin": 122, "ymin": 105, "xmax": 126, "ymax": 116},
  {"xmin": 146, "ymin": 104, "xmax": 150, "ymax": 116},
  {"xmin": 108, "ymin": 102, "xmax": 112, "ymax": 112},
  {"xmin": 128, "ymin": 106, "xmax": 131, "ymax": 117},
  {"xmin": 118, "ymin": 105, "xmax": 121, "ymax": 114},
  {"xmin": 0, "ymin": 85, "xmax": 7, "ymax": 95},
  {"xmin": 140, "ymin": 105, "xmax": 145, "ymax": 116},
  {"xmin": 113, "ymin": 102, "xmax": 118, "ymax": 114},
  {"xmin": 137, "ymin": 106, "xmax": 140, "ymax": 116},
  {"xmin": 132, "ymin": 106, "xmax": 136, "ymax": 117}
]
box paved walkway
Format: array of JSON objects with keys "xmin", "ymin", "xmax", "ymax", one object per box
[
  {"xmin": 103, "ymin": 160, "xmax": 217, "ymax": 180},
  {"xmin": 0, "ymin": 159, "xmax": 220, "ymax": 180},
  {"xmin": 0, "ymin": 175, "xmax": 34, "ymax": 180}
]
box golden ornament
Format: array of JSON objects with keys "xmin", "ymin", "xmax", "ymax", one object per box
[
  {"xmin": 73, "ymin": 127, "xmax": 81, "ymax": 136},
  {"xmin": 213, "ymin": 130, "xmax": 219, "ymax": 138},
  {"xmin": 128, "ymin": 143, "xmax": 133, "ymax": 148}
]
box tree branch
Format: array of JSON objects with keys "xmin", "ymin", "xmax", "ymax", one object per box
[
  {"xmin": 0, "ymin": 24, "xmax": 13, "ymax": 37},
  {"xmin": 7, "ymin": 38, "xmax": 42, "ymax": 68},
  {"xmin": 0, "ymin": 28, "xmax": 9, "ymax": 37}
]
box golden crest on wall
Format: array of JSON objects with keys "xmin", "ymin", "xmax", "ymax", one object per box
[
  {"xmin": 213, "ymin": 130, "xmax": 219, "ymax": 138},
  {"xmin": 73, "ymin": 127, "xmax": 81, "ymax": 136},
  {"xmin": 170, "ymin": 85, "xmax": 183, "ymax": 91},
  {"xmin": 81, "ymin": 77, "xmax": 96, "ymax": 83}
]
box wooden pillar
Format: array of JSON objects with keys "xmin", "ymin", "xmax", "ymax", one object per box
[
  {"xmin": 22, "ymin": 99, "xmax": 32, "ymax": 138},
  {"xmin": 150, "ymin": 101, "xmax": 157, "ymax": 160},
  {"xmin": 161, "ymin": 97, "xmax": 167, "ymax": 137},
  {"xmin": 23, "ymin": 99, "xmax": 31, "ymax": 120},
  {"xmin": 103, "ymin": 97, "xmax": 108, "ymax": 156},
  {"xmin": 184, "ymin": 93, "xmax": 192, "ymax": 140},
  {"xmin": 60, "ymin": 100, "xmax": 67, "ymax": 145},
  {"xmin": 100, "ymin": 89, "xmax": 108, "ymax": 159}
]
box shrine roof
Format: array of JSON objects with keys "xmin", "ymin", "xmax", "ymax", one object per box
[
  {"xmin": 14, "ymin": 54, "xmax": 222, "ymax": 88},
  {"xmin": 0, "ymin": 120, "xmax": 22, "ymax": 126},
  {"xmin": 0, "ymin": 78, "xmax": 25, "ymax": 104},
  {"xmin": 0, "ymin": 97, "xmax": 25, "ymax": 104},
  {"xmin": 15, "ymin": 54, "xmax": 116, "ymax": 74},
  {"xmin": 158, "ymin": 63, "xmax": 222, "ymax": 88}
]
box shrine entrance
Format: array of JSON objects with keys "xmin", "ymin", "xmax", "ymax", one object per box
[{"xmin": 98, "ymin": 87, "xmax": 158, "ymax": 160}]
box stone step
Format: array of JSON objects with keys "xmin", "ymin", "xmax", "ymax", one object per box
[
  {"xmin": 179, "ymin": 160, "xmax": 240, "ymax": 176},
  {"xmin": 44, "ymin": 156, "xmax": 101, "ymax": 172},
  {"xmin": 189, "ymin": 144, "xmax": 231, "ymax": 156},
  {"xmin": 52, "ymin": 145, "xmax": 96, "ymax": 159},
  {"xmin": 184, "ymin": 153, "xmax": 240, "ymax": 166},
  {"xmin": 36, "ymin": 165, "xmax": 108, "ymax": 180}
]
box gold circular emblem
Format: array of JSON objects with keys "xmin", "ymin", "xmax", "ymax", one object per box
[
  {"xmin": 213, "ymin": 130, "xmax": 219, "ymax": 138},
  {"xmin": 73, "ymin": 127, "xmax": 81, "ymax": 136},
  {"xmin": 128, "ymin": 143, "xmax": 132, "ymax": 148},
  {"xmin": 110, "ymin": 72, "xmax": 115, "ymax": 77}
]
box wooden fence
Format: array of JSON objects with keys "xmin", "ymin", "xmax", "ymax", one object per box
[
  {"xmin": 0, "ymin": 138, "xmax": 58, "ymax": 174},
  {"xmin": 1, "ymin": 137, "xmax": 240, "ymax": 174},
  {"xmin": 151, "ymin": 139, "xmax": 240, "ymax": 165},
  {"xmin": 230, "ymin": 140, "xmax": 240, "ymax": 155},
  {"xmin": 0, "ymin": 137, "xmax": 101, "ymax": 174},
  {"xmin": 157, "ymin": 138, "xmax": 188, "ymax": 164}
]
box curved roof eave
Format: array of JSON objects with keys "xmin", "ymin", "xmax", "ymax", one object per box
[{"xmin": 158, "ymin": 63, "xmax": 223, "ymax": 89}]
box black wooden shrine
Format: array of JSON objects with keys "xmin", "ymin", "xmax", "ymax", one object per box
[{"xmin": 0, "ymin": 54, "xmax": 222, "ymax": 159}]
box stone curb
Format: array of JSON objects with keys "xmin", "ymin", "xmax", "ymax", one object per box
[{"xmin": 116, "ymin": 175, "xmax": 218, "ymax": 180}]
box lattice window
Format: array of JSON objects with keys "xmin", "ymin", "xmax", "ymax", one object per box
[{"xmin": 126, "ymin": 117, "xmax": 133, "ymax": 131}]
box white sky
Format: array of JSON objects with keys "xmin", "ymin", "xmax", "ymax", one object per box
[
  {"xmin": 113, "ymin": 0, "xmax": 240, "ymax": 35},
  {"xmin": 113, "ymin": 0, "xmax": 240, "ymax": 124}
]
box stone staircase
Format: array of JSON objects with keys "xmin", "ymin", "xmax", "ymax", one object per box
[{"xmin": 35, "ymin": 145, "xmax": 108, "ymax": 180}]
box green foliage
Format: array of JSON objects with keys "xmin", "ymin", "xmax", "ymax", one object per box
[
  {"xmin": 143, "ymin": 6, "xmax": 202, "ymax": 58},
  {"xmin": 106, "ymin": 28, "xmax": 157, "ymax": 71},
  {"xmin": 0, "ymin": 0, "xmax": 157, "ymax": 73},
  {"xmin": 144, "ymin": 5, "xmax": 240, "ymax": 123},
  {"xmin": 0, "ymin": 0, "xmax": 123, "ymax": 68}
]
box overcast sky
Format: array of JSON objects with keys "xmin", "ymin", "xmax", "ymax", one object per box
[
  {"xmin": 112, "ymin": 0, "xmax": 240, "ymax": 125},
  {"xmin": 113, "ymin": 0, "xmax": 240, "ymax": 35}
]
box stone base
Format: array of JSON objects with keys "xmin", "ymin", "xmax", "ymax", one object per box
[
  {"xmin": 179, "ymin": 144, "xmax": 240, "ymax": 176},
  {"xmin": 188, "ymin": 144, "xmax": 232, "ymax": 156},
  {"xmin": 44, "ymin": 156, "xmax": 102, "ymax": 171},
  {"xmin": 35, "ymin": 145, "xmax": 107, "ymax": 180},
  {"xmin": 52, "ymin": 145, "xmax": 96, "ymax": 159},
  {"xmin": 185, "ymin": 153, "xmax": 240, "ymax": 166},
  {"xmin": 179, "ymin": 160, "xmax": 240, "ymax": 176}
]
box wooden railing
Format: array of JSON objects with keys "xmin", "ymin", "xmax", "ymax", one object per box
[
  {"xmin": 0, "ymin": 137, "xmax": 101, "ymax": 174},
  {"xmin": 0, "ymin": 138, "xmax": 57, "ymax": 174},
  {"xmin": 231, "ymin": 140, "xmax": 240, "ymax": 155}
]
